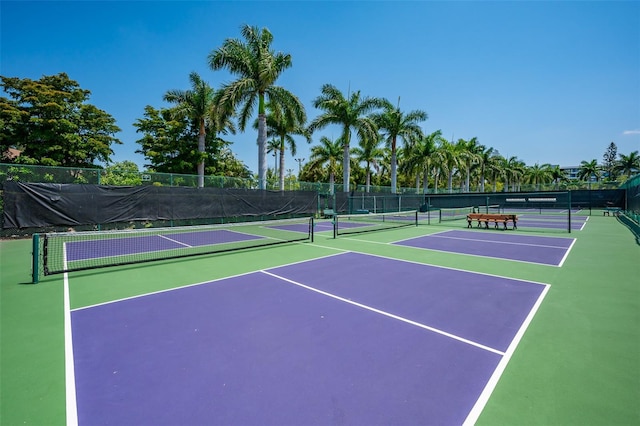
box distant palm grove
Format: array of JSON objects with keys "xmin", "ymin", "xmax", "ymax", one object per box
[{"xmin": 1, "ymin": 25, "xmax": 638, "ymax": 193}]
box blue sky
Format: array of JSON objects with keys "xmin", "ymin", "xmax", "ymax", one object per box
[{"xmin": 2, "ymin": 1, "xmax": 639, "ymax": 175}]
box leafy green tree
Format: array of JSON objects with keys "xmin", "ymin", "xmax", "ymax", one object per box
[
  {"xmin": 100, "ymin": 161, "xmax": 142, "ymax": 185},
  {"xmin": 352, "ymin": 133, "xmax": 385, "ymax": 193},
  {"xmin": 403, "ymin": 130, "xmax": 441, "ymax": 194},
  {"xmin": 134, "ymin": 105, "xmax": 250, "ymax": 179},
  {"xmin": 163, "ymin": 72, "xmax": 235, "ymax": 187},
  {"xmin": 486, "ymin": 154, "xmax": 505, "ymax": 192},
  {"xmin": 434, "ymin": 139, "xmax": 462, "ymax": 193},
  {"xmin": 208, "ymin": 24, "xmax": 304, "ymax": 190},
  {"xmin": 256, "ymin": 102, "xmax": 310, "ymax": 191},
  {"xmin": 0, "ymin": 73, "xmax": 121, "ymax": 167},
  {"xmin": 308, "ymin": 136, "xmax": 343, "ymax": 194},
  {"xmin": 507, "ymin": 157, "xmax": 526, "ymax": 191},
  {"xmin": 602, "ymin": 142, "xmax": 618, "ymax": 181},
  {"xmin": 578, "ymin": 159, "xmax": 601, "ymax": 182},
  {"xmin": 550, "ymin": 165, "xmax": 569, "ymax": 189},
  {"xmin": 370, "ymin": 99, "xmax": 427, "ymax": 193},
  {"xmin": 457, "ymin": 137, "xmax": 481, "ymax": 192},
  {"xmin": 266, "ymin": 138, "xmax": 280, "ymax": 174},
  {"xmin": 309, "ymin": 84, "xmax": 386, "ymax": 193},
  {"xmin": 477, "ymin": 145, "xmax": 496, "ymax": 192},
  {"xmin": 525, "ymin": 163, "xmax": 553, "ymax": 191},
  {"xmin": 615, "ymin": 151, "xmax": 640, "ymax": 178}
]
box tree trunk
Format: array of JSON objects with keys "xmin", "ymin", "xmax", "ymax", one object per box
[
  {"xmin": 257, "ymin": 113, "xmax": 267, "ymax": 190},
  {"xmin": 329, "ymin": 172, "xmax": 335, "ymax": 195},
  {"xmin": 197, "ymin": 120, "xmax": 206, "ymax": 188},
  {"xmin": 391, "ymin": 138, "xmax": 397, "ymax": 194},
  {"xmin": 342, "ymin": 128, "xmax": 350, "ymax": 193},
  {"xmin": 279, "ymin": 141, "xmax": 285, "ymax": 191}
]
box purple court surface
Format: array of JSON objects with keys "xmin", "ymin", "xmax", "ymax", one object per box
[
  {"xmin": 71, "ymin": 252, "xmax": 547, "ymax": 425},
  {"xmin": 394, "ymin": 230, "xmax": 575, "ymax": 266},
  {"xmin": 65, "ymin": 229, "xmax": 265, "ymax": 261}
]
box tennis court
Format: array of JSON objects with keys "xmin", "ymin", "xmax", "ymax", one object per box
[
  {"xmin": 394, "ymin": 230, "xmax": 575, "ymax": 266},
  {"xmin": 1, "ymin": 211, "xmax": 639, "ymax": 425},
  {"xmin": 71, "ymin": 252, "xmax": 547, "ymax": 425}
]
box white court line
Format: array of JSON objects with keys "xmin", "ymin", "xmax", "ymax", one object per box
[
  {"xmin": 312, "ymin": 243, "xmax": 553, "ymax": 285},
  {"xmin": 71, "ymin": 250, "xmax": 348, "ymax": 312},
  {"xmin": 426, "ymin": 233, "xmax": 573, "ymax": 250},
  {"xmin": 463, "ymin": 283, "xmax": 551, "ymax": 425},
  {"xmin": 157, "ymin": 234, "xmax": 192, "ymax": 247},
  {"xmin": 261, "ymin": 270, "xmax": 505, "ymax": 356},
  {"xmin": 557, "ymin": 238, "xmax": 577, "ymax": 267},
  {"xmin": 63, "ymin": 244, "xmax": 78, "ymax": 426},
  {"xmin": 328, "ymin": 237, "xmax": 564, "ymax": 268}
]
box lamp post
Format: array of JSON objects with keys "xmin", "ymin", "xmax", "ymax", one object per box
[{"xmin": 295, "ymin": 158, "xmax": 305, "ymax": 176}]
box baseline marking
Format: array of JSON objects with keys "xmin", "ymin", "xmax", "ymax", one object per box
[
  {"xmin": 426, "ymin": 233, "xmax": 572, "ymax": 250},
  {"xmin": 558, "ymin": 238, "xmax": 577, "ymax": 267},
  {"xmin": 63, "ymin": 244, "xmax": 78, "ymax": 426},
  {"xmin": 463, "ymin": 283, "xmax": 550, "ymax": 425}
]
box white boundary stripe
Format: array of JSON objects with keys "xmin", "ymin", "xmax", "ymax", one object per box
[
  {"xmin": 327, "ymin": 237, "xmax": 564, "ymax": 268},
  {"xmin": 425, "ymin": 233, "xmax": 573, "ymax": 250},
  {"xmin": 157, "ymin": 234, "xmax": 192, "ymax": 247},
  {"xmin": 261, "ymin": 270, "xmax": 505, "ymax": 356},
  {"xmin": 311, "ymin": 244, "xmax": 551, "ymax": 287},
  {"xmin": 557, "ymin": 238, "xmax": 577, "ymax": 267},
  {"xmin": 463, "ymin": 283, "xmax": 551, "ymax": 425},
  {"xmin": 63, "ymin": 244, "xmax": 78, "ymax": 426},
  {"xmin": 71, "ymin": 251, "xmax": 348, "ymax": 312}
]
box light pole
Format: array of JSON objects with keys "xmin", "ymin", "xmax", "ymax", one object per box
[{"xmin": 295, "ymin": 158, "xmax": 305, "ymax": 176}]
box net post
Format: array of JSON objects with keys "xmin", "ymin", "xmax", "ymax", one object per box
[
  {"xmin": 568, "ymin": 190, "xmax": 572, "ymax": 233},
  {"xmin": 310, "ymin": 217, "xmax": 314, "ymax": 243},
  {"xmin": 31, "ymin": 234, "xmax": 40, "ymax": 284},
  {"xmin": 414, "ymin": 210, "xmax": 418, "ymax": 227},
  {"xmin": 333, "ymin": 216, "xmax": 337, "ymax": 239}
]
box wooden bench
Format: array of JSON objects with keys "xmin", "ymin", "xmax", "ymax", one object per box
[
  {"xmin": 322, "ymin": 209, "xmax": 335, "ymax": 218},
  {"xmin": 603, "ymin": 207, "xmax": 621, "ymax": 216},
  {"xmin": 467, "ymin": 213, "xmax": 518, "ymax": 230}
]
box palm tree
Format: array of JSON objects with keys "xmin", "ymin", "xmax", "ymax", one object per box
[
  {"xmin": 435, "ymin": 139, "xmax": 462, "ymax": 193},
  {"xmin": 487, "ymin": 155, "xmax": 505, "ymax": 192},
  {"xmin": 403, "ymin": 130, "xmax": 441, "ymax": 194},
  {"xmin": 549, "ymin": 165, "xmax": 568, "ymax": 190},
  {"xmin": 578, "ymin": 159, "xmax": 601, "ymax": 183},
  {"xmin": 457, "ymin": 137, "xmax": 481, "ymax": 192},
  {"xmin": 352, "ymin": 133, "xmax": 385, "ymax": 193},
  {"xmin": 267, "ymin": 138, "xmax": 280, "ymax": 175},
  {"xmin": 477, "ymin": 145, "xmax": 495, "ymax": 192},
  {"xmin": 615, "ymin": 151, "xmax": 640, "ymax": 178},
  {"xmin": 308, "ymin": 84, "xmax": 386, "ymax": 193},
  {"xmin": 370, "ymin": 99, "xmax": 427, "ymax": 193},
  {"xmin": 163, "ymin": 72, "xmax": 224, "ymax": 188},
  {"xmin": 308, "ymin": 136, "xmax": 343, "ymax": 195},
  {"xmin": 257, "ymin": 103, "xmax": 310, "ymax": 190},
  {"xmin": 208, "ymin": 24, "xmax": 304, "ymax": 190},
  {"xmin": 525, "ymin": 163, "xmax": 553, "ymax": 191},
  {"xmin": 508, "ymin": 157, "xmax": 526, "ymax": 191},
  {"xmin": 498, "ymin": 156, "xmax": 524, "ymax": 192}
]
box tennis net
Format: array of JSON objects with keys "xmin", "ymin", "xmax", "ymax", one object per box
[
  {"xmin": 437, "ymin": 205, "xmax": 502, "ymax": 222},
  {"xmin": 333, "ymin": 210, "xmax": 418, "ymax": 237},
  {"xmin": 32, "ymin": 216, "xmax": 314, "ymax": 282},
  {"xmin": 438, "ymin": 206, "xmax": 474, "ymax": 222}
]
